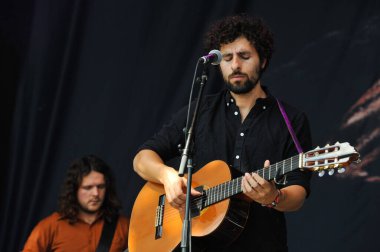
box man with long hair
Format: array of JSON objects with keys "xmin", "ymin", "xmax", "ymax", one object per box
[
  {"xmin": 133, "ymin": 14, "xmax": 312, "ymax": 251},
  {"xmin": 23, "ymin": 155, "xmax": 129, "ymax": 251}
]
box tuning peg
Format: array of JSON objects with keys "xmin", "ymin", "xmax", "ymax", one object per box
[
  {"xmin": 338, "ymin": 167, "xmax": 346, "ymax": 173},
  {"xmin": 328, "ymin": 169, "xmax": 335, "ymax": 176},
  {"xmin": 318, "ymin": 170, "xmax": 325, "ymax": 177}
]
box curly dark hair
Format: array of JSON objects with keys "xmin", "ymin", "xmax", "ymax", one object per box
[
  {"xmin": 204, "ymin": 14, "xmax": 274, "ymax": 72},
  {"xmin": 58, "ymin": 155, "xmax": 122, "ymax": 224}
]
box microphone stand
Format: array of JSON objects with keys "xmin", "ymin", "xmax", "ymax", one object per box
[{"xmin": 178, "ymin": 63, "xmax": 209, "ymax": 252}]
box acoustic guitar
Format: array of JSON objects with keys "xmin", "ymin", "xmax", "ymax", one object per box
[{"xmin": 128, "ymin": 142, "xmax": 360, "ymax": 251}]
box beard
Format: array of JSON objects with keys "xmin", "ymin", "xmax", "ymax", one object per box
[
  {"xmin": 225, "ymin": 68, "xmax": 262, "ymax": 94},
  {"xmin": 79, "ymin": 205, "xmax": 100, "ymax": 214},
  {"xmin": 78, "ymin": 199, "xmax": 103, "ymax": 215},
  {"xmin": 226, "ymin": 77, "xmax": 257, "ymax": 94}
]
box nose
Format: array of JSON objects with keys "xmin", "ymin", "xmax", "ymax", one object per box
[
  {"xmin": 92, "ymin": 187, "xmax": 100, "ymax": 196},
  {"xmin": 231, "ymin": 56, "xmax": 241, "ymax": 71}
]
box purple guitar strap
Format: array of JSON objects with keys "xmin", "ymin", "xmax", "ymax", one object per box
[
  {"xmin": 276, "ymin": 99, "xmax": 303, "ymax": 154},
  {"xmin": 274, "ymin": 99, "xmax": 304, "ymax": 185}
]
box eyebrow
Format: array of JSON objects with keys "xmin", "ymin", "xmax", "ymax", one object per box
[
  {"xmin": 221, "ymin": 53, "xmax": 231, "ymax": 59},
  {"xmin": 81, "ymin": 183, "xmax": 106, "ymax": 188},
  {"xmin": 222, "ymin": 50, "xmax": 252, "ymax": 57}
]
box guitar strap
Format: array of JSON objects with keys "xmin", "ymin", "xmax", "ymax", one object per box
[
  {"xmin": 96, "ymin": 215, "xmax": 119, "ymax": 252},
  {"xmin": 276, "ymin": 99, "xmax": 303, "ymax": 154}
]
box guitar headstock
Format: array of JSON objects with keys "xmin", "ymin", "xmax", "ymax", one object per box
[{"xmin": 302, "ymin": 142, "xmax": 361, "ymax": 177}]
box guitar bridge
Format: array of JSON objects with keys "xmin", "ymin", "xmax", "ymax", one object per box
[{"xmin": 154, "ymin": 194, "xmax": 165, "ymax": 239}]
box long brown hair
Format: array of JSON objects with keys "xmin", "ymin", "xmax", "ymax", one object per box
[{"xmin": 58, "ymin": 155, "xmax": 121, "ymax": 223}]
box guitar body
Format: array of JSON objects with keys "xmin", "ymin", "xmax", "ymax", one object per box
[{"xmin": 128, "ymin": 160, "xmax": 250, "ymax": 252}]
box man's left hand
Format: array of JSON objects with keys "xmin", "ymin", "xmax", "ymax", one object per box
[{"xmin": 241, "ymin": 160, "xmax": 278, "ymax": 205}]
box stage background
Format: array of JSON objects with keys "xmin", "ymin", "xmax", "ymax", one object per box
[{"xmin": 1, "ymin": 0, "xmax": 380, "ymax": 251}]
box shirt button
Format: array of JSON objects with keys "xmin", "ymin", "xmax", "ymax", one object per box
[
  {"xmin": 227, "ymin": 102, "xmax": 230, "ymax": 106},
  {"xmin": 234, "ymin": 111, "xmax": 238, "ymax": 115},
  {"xmin": 263, "ymin": 106, "xmax": 266, "ymax": 110},
  {"xmin": 240, "ymin": 132, "xmax": 244, "ymax": 137},
  {"xmin": 230, "ymin": 99, "xmax": 234, "ymax": 103},
  {"xmin": 235, "ymin": 155, "xmax": 240, "ymax": 159}
]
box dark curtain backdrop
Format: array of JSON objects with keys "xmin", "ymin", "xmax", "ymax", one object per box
[{"xmin": 1, "ymin": 0, "xmax": 380, "ymax": 251}]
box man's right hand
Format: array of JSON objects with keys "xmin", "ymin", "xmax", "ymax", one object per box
[
  {"xmin": 161, "ymin": 168, "xmax": 201, "ymax": 210},
  {"xmin": 133, "ymin": 150, "xmax": 202, "ymax": 209}
]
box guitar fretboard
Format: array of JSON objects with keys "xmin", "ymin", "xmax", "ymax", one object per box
[{"xmin": 202, "ymin": 154, "xmax": 302, "ymax": 208}]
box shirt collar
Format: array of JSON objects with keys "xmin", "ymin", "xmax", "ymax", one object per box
[{"xmin": 224, "ymin": 86, "xmax": 276, "ymax": 109}]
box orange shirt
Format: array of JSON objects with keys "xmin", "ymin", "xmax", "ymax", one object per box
[{"xmin": 23, "ymin": 212, "xmax": 129, "ymax": 252}]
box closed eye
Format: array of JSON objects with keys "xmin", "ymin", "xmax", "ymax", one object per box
[
  {"xmin": 97, "ymin": 184, "xmax": 106, "ymax": 190},
  {"xmin": 223, "ymin": 54, "xmax": 233, "ymax": 62},
  {"xmin": 238, "ymin": 52, "xmax": 251, "ymax": 60}
]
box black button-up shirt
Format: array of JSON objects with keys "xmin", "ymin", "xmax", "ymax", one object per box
[{"xmin": 139, "ymin": 88, "xmax": 312, "ymax": 251}]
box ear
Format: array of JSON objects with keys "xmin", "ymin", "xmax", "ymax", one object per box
[{"xmin": 261, "ymin": 58, "xmax": 267, "ymax": 69}]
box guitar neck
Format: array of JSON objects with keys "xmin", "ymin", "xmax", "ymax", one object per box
[{"xmin": 203, "ymin": 154, "xmax": 302, "ymax": 208}]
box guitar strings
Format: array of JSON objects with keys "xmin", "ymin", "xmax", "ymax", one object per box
[
  {"xmin": 160, "ymin": 158, "xmax": 298, "ymax": 220},
  {"xmin": 156, "ymin": 152, "xmax": 347, "ymax": 222},
  {"xmin": 157, "ymin": 154, "xmax": 345, "ymax": 227}
]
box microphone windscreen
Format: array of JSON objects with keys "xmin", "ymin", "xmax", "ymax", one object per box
[{"xmin": 209, "ymin": 49, "xmax": 222, "ymax": 65}]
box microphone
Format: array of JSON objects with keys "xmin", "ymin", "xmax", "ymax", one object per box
[{"xmin": 199, "ymin": 49, "xmax": 222, "ymax": 65}]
